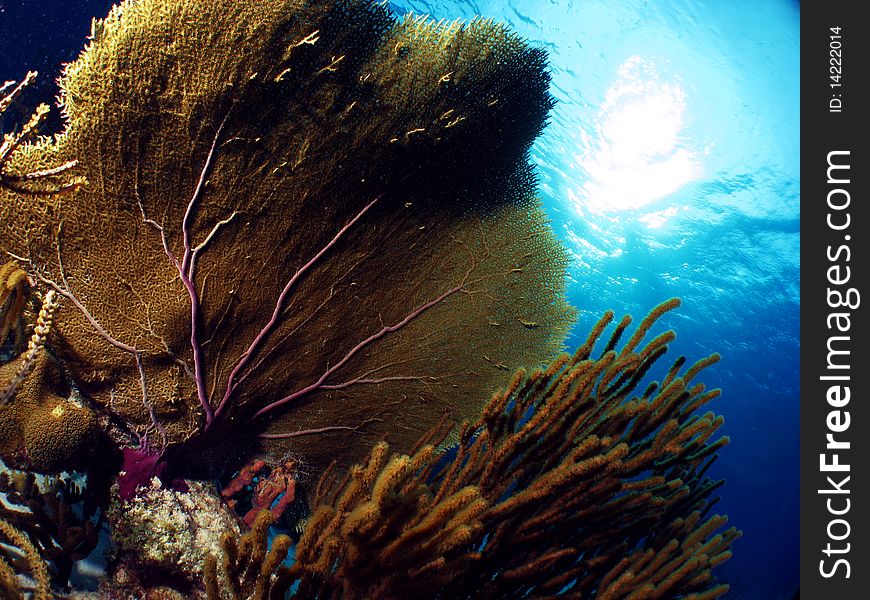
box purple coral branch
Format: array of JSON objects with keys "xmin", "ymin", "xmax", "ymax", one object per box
[
  {"xmin": 140, "ymin": 116, "xmax": 230, "ymax": 427},
  {"xmin": 211, "ymin": 193, "xmax": 384, "ymax": 425},
  {"xmin": 257, "ymin": 417, "xmax": 382, "ymax": 439},
  {"xmin": 178, "ymin": 116, "xmax": 232, "ymax": 424},
  {"xmin": 180, "ymin": 113, "xmax": 230, "ymax": 278},
  {"xmin": 171, "ymin": 241, "xmax": 215, "ymax": 425},
  {"xmin": 251, "ymin": 280, "xmax": 467, "ymax": 420},
  {"xmin": 140, "ymin": 210, "xmax": 215, "ymax": 425}
]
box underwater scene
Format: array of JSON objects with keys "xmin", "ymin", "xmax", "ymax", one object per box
[{"xmin": 0, "ymin": 0, "xmax": 799, "ymax": 598}]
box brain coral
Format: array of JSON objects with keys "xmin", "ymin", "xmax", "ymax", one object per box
[
  {"xmin": 0, "ymin": 0, "xmax": 575, "ymax": 473},
  {"xmin": 0, "ymin": 352, "xmax": 99, "ymax": 472}
]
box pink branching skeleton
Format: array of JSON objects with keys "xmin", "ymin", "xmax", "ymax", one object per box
[{"xmin": 32, "ymin": 114, "xmax": 474, "ymax": 454}]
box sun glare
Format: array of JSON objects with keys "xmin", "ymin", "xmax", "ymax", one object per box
[{"xmin": 573, "ymin": 56, "xmax": 698, "ymax": 218}]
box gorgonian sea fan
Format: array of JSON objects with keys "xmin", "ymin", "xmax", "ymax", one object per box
[{"xmin": 0, "ymin": 0, "xmax": 574, "ymax": 478}]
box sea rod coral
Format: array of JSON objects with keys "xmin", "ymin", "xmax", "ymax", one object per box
[
  {"xmin": 205, "ymin": 300, "xmax": 739, "ymax": 600},
  {"xmin": 0, "ymin": 0, "xmax": 574, "ymax": 479}
]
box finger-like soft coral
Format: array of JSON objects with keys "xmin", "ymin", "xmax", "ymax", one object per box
[{"xmin": 204, "ymin": 301, "xmax": 739, "ymax": 600}]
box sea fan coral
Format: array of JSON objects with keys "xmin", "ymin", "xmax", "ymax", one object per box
[{"xmin": 0, "ymin": 0, "xmax": 574, "ymax": 480}]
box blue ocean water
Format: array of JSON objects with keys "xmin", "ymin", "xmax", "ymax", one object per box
[{"xmin": 1, "ymin": 0, "xmax": 799, "ymax": 597}]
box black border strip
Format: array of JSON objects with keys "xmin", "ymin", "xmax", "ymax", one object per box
[{"xmin": 801, "ymin": 2, "xmax": 869, "ymax": 597}]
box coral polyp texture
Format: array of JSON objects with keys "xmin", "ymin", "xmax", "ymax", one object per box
[{"xmin": 0, "ymin": 0, "xmax": 574, "ymax": 473}]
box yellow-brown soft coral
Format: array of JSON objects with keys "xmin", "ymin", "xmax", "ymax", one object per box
[
  {"xmin": 204, "ymin": 510, "xmax": 292, "ymax": 600},
  {"xmin": 276, "ymin": 300, "xmax": 740, "ymax": 600},
  {"xmin": 205, "ymin": 300, "xmax": 740, "ymax": 599},
  {"xmin": 0, "ymin": 0, "xmax": 576, "ymax": 475}
]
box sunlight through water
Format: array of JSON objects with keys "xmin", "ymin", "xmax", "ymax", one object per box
[{"xmin": 572, "ymin": 55, "xmax": 698, "ymax": 216}]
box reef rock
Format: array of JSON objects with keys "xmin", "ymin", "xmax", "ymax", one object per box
[{"xmin": 107, "ymin": 478, "xmax": 240, "ymax": 590}]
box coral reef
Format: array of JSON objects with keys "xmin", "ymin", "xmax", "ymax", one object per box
[
  {"xmin": 0, "ymin": 1, "xmax": 741, "ymax": 597},
  {"xmin": 204, "ymin": 300, "xmax": 739, "ymax": 599},
  {"xmin": 0, "ymin": 0, "xmax": 574, "ymax": 481}
]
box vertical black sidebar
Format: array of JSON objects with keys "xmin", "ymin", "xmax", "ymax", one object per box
[{"xmin": 801, "ymin": 2, "xmax": 869, "ymax": 598}]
